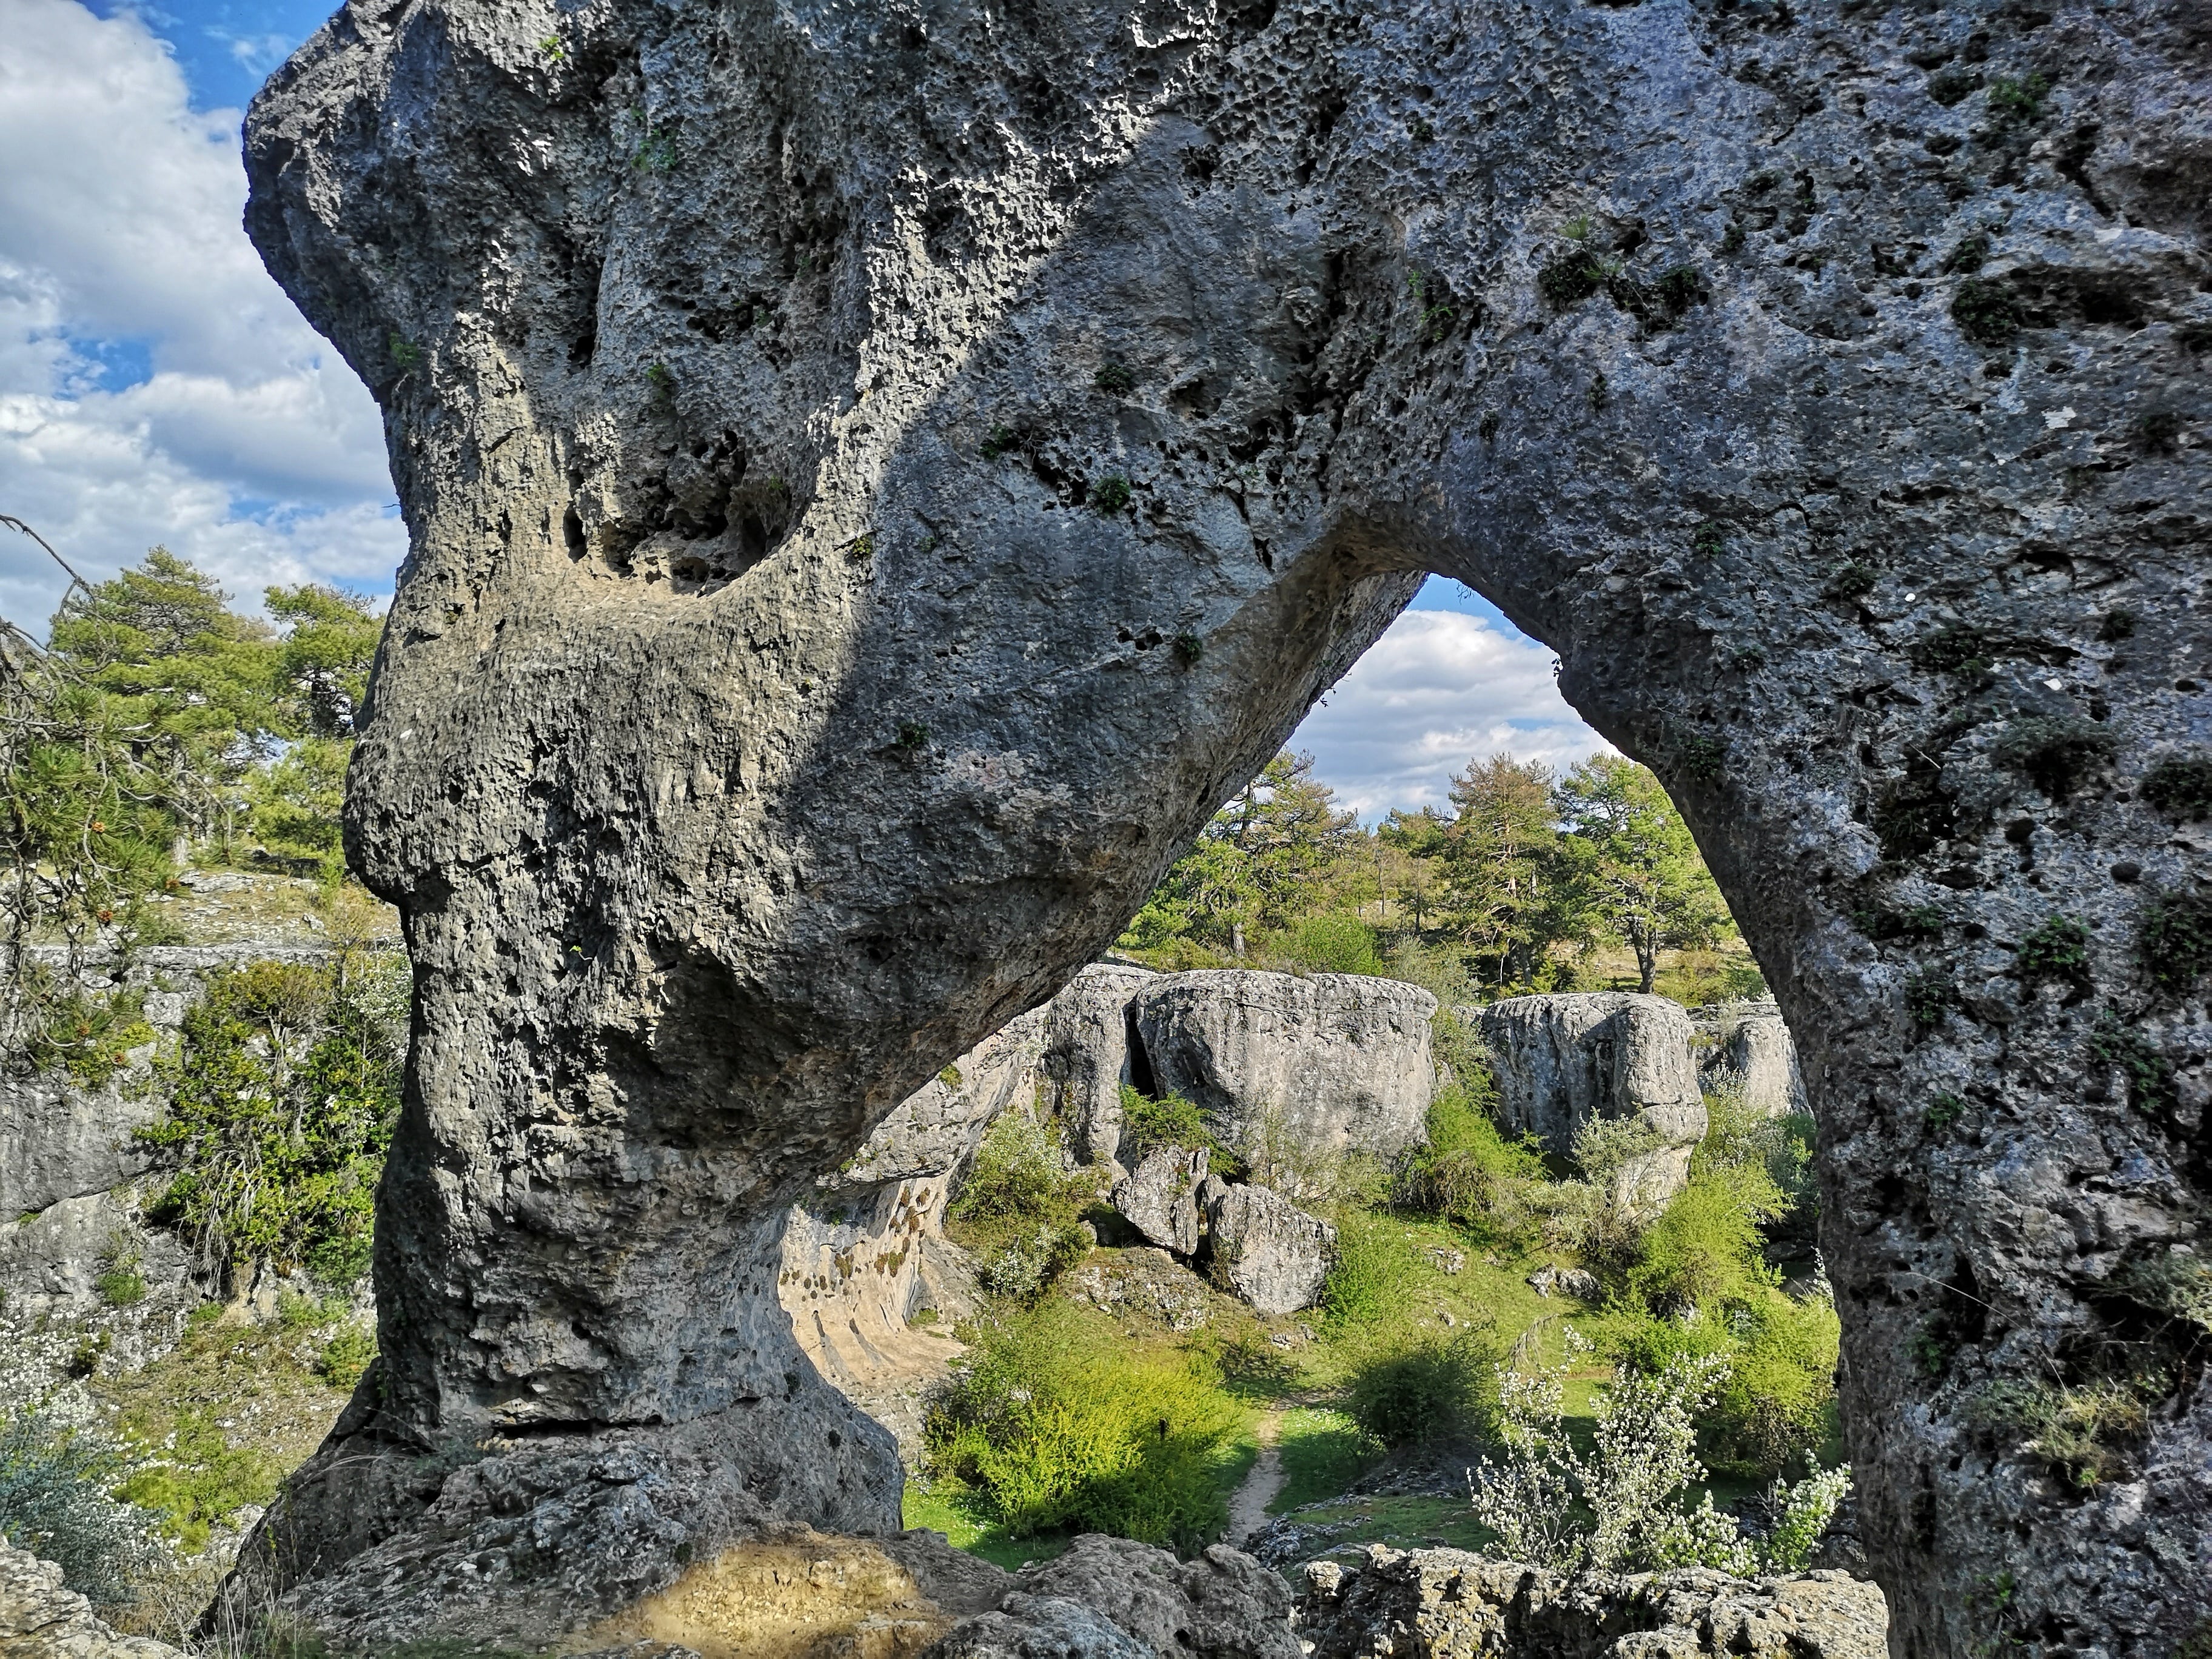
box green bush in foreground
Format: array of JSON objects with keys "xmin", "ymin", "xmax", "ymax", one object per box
[
  {"xmin": 923, "ymin": 1300, "xmax": 1246, "ymax": 1549},
  {"xmin": 1319, "ymin": 1210, "xmax": 1423, "ymax": 1330},
  {"xmin": 0, "ymin": 1410, "xmax": 158, "ymax": 1606},
  {"xmin": 1341, "ymin": 1324, "xmax": 1501, "ymax": 1447},
  {"xmin": 947, "ymin": 1114, "xmax": 1099, "ymax": 1301}
]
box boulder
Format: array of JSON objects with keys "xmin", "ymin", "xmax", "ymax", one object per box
[
  {"xmin": 1526, "ymin": 1264, "xmax": 1602, "ymax": 1302},
  {"xmin": 1298, "ymin": 1547, "xmax": 1886, "ymax": 1659},
  {"xmin": 1036, "ymin": 964, "xmax": 1159, "ymax": 1175},
  {"xmin": 0, "ymin": 1537, "xmax": 183, "ymax": 1659},
  {"xmin": 1199, "ymin": 1177, "xmax": 1334, "ymax": 1316},
  {"xmin": 994, "ymin": 1536, "xmax": 1299, "ymax": 1659},
  {"xmin": 1131, "ymin": 974, "xmax": 1435, "ymax": 1179},
  {"xmin": 1111, "ymin": 1147, "xmax": 1208, "ymax": 1256},
  {"xmin": 1694, "ymin": 999, "xmax": 1808, "ymax": 1120},
  {"xmin": 1474, "ymin": 994, "xmax": 1706, "ymax": 1213}
]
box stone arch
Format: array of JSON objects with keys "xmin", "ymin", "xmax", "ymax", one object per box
[{"xmin": 236, "ymin": 0, "xmax": 2209, "ymax": 1650}]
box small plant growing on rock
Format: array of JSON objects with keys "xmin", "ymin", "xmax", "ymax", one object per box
[
  {"xmin": 388, "ymin": 334, "xmax": 421, "ymax": 369},
  {"xmin": 1678, "ymin": 734, "xmax": 1724, "ymax": 783},
  {"xmin": 2142, "ymin": 757, "xmax": 2212, "ymax": 819},
  {"xmin": 1689, "ymin": 522, "xmax": 1728, "ymax": 560},
  {"xmin": 1091, "ymin": 474, "xmax": 1133, "ymax": 514},
  {"xmin": 895, "ymin": 719, "xmax": 930, "ymax": 749},
  {"xmin": 1987, "ymin": 72, "xmax": 2051, "ymax": 122},
  {"xmin": 2098, "ymin": 608, "xmax": 2137, "ymax": 643},
  {"xmin": 537, "ymin": 34, "xmax": 565, "ymax": 61},
  {"xmin": 1905, "ymin": 969, "xmax": 1956, "ymax": 1031},
  {"xmin": 1172, "ymin": 631, "xmax": 1204, "ymax": 666},
  {"xmin": 1926, "ymin": 1092, "xmax": 1966, "ymax": 1134},
  {"xmin": 2014, "ymin": 914, "xmax": 2091, "ymax": 991},
  {"xmin": 1093, "ymin": 362, "xmax": 1136, "ymax": 396},
  {"xmin": 2138, "ymin": 892, "xmax": 2212, "ymax": 991},
  {"xmin": 1992, "ymin": 717, "xmax": 2116, "ymax": 801},
  {"xmin": 2086, "ymin": 1011, "xmax": 2175, "ymax": 1114},
  {"xmin": 1826, "ymin": 562, "xmax": 1877, "ymax": 601},
  {"xmin": 979, "ymin": 421, "xmax": 1018, "ymax": 460},
  {"xmin": 1952, "ymin": 280, "xmax": 2024, "ymax": 346},
  {"xmin": 1940, "ymin": 232, "xmax": 1994, "ymax": 275}
]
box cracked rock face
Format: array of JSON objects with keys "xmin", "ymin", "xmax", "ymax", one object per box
[{"xmin": 243, "ymin": 0, "xmax": 2210, "ymax": 1646}]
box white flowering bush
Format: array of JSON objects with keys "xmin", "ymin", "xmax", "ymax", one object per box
[
  {"xmin": 1469, "ymin": 1330, "xmax": 1849, "ymax": 1577},
  {"xmin": 0, "ymin": 1407, "xmax": 163, "ymax": 1606}
]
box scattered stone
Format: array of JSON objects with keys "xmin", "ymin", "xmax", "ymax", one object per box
[
  {"xmin": 1526, "ymin": 1264, "xmax": 1602, "ymax": 1302},
  {"xmin": 0, "ymin": 1537, "xmax": 184, "ymax": 1659},
  {"xmin": 1016, "ymin": 1536, "xmax": 1301, "ymax": 1659},
  {"xmin": 1198, "ymin": 1177, "xmax": 1335, "ymax": 1315},
  {"xmin": 1111, "ymin": 1146, "xmax": 1209, "ymax": 1255},
  {"xmin": 1475, "ymin": 994, "xmax": 1707, "ymax": 1212},
  {"xmin": 1298, "ymin": 1546, "xmax": 1887, "ymax": 1659},
  {"xmin": 1427, "ymin": 1248, "xmax": 1466, "ymax": 1275}
]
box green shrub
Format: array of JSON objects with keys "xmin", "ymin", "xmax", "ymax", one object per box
[
  {"xmin": 1966, "ymin": 1377, "xmax": 2148, "ymax": 1489},
  {"xmin": 1319, "ymin": 1210, "xmax": 1421, "ymax": 1330},
  {"xmin": 19, "ymin": 982, "xmax": 156, "ymax": 1088},
  {"xmin": 1626, "ymin": 1164, "xmax": 1788, "ymax": 1317},
  {"xmin": 1396, "ymin": 1082, "xmax": 1548, "ymax": 1247},
  {"xmin": 138, "ymin": 953, "xmax": 406, "ymax": 1289},
  {"xmin": 1341, "ymin": 1324, "xmax": 1500, "ymax": 1447},
  {"xmin": 318, "ymin": 1324, "xmax": 377, "ymax": 1388},
  {"xmin": 1117, "ymin": 1085, "xmax": 1215, "ymax": 1160},
  {"xmin": 2139, "ymin": 893, "xmax": 2212, "ymax": 991},
  {"xmin": 948, "ymin": 1114, "xmax": 1099, "ymax": 1301},
  {"xmin": 0, "ymin": 1410, "xmax": 156, "ymax": 1604},
  {"xmin": 923, "ymin": 1299, "xmax": 1245, "ymax": 1549},
  {"xmin": 1282, "ymin": 914, "xmax": 1381, "ymax": 975},
  {"xmin": 2142, "ymin": 757, "xmax": 2212, "ymax": 820}
]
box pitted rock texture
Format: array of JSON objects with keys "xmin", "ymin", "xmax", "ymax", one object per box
[
  {"xmin": 1693, "ymin": 998, "xmax": 1808, "ymax": 1119},
  {"xmin": 1478, "ymin": 994, "xmax": 1709, "ymax": 1212},
  {"xmin": 243, "ymin": 0, "xmax": 2212, "ymax": 1645},
  {"xmin": 1112, "ymin": 1145, "xmax": 1210, "ymax": 1256},
  {"xmin": 1298, "ymin": 1547, "xmax": 1887, "ymax": 1659},
  {"xmin": 0, "ymin": 1538, "xmax": 182, "ymax": 1659},
  {"xmin": 1131, "ymin": 973, "xmax": 1435, "ymax": 1171},
  {"xmin": 939, "ymin": 1536, "xmax": 1299, "ymax": 1659},
  {"xmin": 1198, "ymin": 1173, "xmax": 1334, "ymax": 1315},
  {"xmin": 1038, "ymin": 964, "xmax": 1159, "ymax": 1174}
]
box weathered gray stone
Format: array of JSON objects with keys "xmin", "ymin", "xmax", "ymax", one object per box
[
  {"xmin": 1476, "ymin": 994, "xmax": 1707, "ymax": 1212},
  {"xmin": 1013, "ymin": 1537, "xmax": 1299, "ymax": 1659},
  {"xmin": 1037, "ymin": 964, "xmax": 1158, "ymax": 1176},
  {"xmin": 1198, "ymin": 1176, "xmax": 1333, "ymax": 1316},
  {"xmin": 1131, "ymin": 974, "xmax": 1434, "ymax": 1175},
  {"xmin": 0, "ymin": 1538, "xmax": 182, "ymax": 1659},
  {"xmin": 923, "ymin": 1596, "xmax": 1152, "ymax": 1659},
  {"xmin": 1298, "ymin": 1547, "xmax": 1887, "ymax": 1659},
  {"xmin": 241, "ymin": 0, "xmax": 2212, "ymax": 1644},
  {"xmin": 1111, "ymin": 1147, "xmax": 1208, "ymax": 1256},
  {"xmin": 1526, "ymin": 1263, "xmax": 1602, "ymax": 1302},
  {"xmin": 1693, "ymin": 999, "xmax": 1808, "ymax": 1120}
]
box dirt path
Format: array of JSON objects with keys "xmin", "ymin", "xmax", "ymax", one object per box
[{"xmin": 1228, "ymin": 1410, "xmax": 1289, "ymax": 1547}]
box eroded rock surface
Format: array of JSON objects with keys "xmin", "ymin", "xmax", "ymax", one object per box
[
  {"xmin": 1693, "ymin": 998, "xmax": 1808, "ymax": 1119},
  {"xmin": 1298, "ymin": 1546, "xmax": 1887, "ymax": 1659},
  {"xmin": 242, "ymin": 0, "xmax": 2212, "ymax": 1646},
  {"xmin": 1478, "ymin": 993, "xmax": 1708, "ymax": 1212},
  {"xmin": 1198, "ymin": 1174, "xmax": 1334, "ymax": 1315},
  {"xmin": 1111, "ymin": 1146, "xmax": 1210, "ymax": 1256},
  {"xmin": 1132, "ymin": 973, "xmax": 1434, "ymax": 1173},
  {"xmin": 0, "ymin": 1539, "xmax": 181, "ymax": 1659}
]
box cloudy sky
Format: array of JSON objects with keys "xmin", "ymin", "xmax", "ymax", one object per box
[{"xmin": 0, "ymin": 0, "xmax": 1607, "ymax": 818}]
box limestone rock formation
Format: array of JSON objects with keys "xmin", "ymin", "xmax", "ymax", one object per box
[
  {"xmin": 1198, "ymin": 1175, "xmax": 1333, "ymax": 1315},
  {"xmin": 1036, "ymin": 964, "xmax": 1158, "ymax": 1175},
  {"xmin": 241, "ymin": 0, "xmax": 2212, "ymax": 1645},
  {"xmin": 1111, "ymin": 1146, "xmax": 1209, "ymax": 1256},
  {"xmin": 1476, "ymin": 993, "xmax": 1708, "ymax": 1211},
  {"xmin": 0, "ymin": 1538, "xmax": 182, "ymax": 1659},
  {"xmin": 1297, "ymin": 1547, "xmax": 1888, "ymax": 1659},
  {"xmin": 945, "ymin": 1536, "xmax": 1299, "ymax": 1659},
  {"xmin": 1132, "ymin": 974, "xmax": 1433, "ymax": 1177},
  {"xmin": 1693, "ymin": 999, "xmax": 1808, "ymax": 1119}
]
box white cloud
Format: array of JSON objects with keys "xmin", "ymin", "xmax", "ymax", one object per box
[
  {"xmin": 1289, "ymin": 609, "xmax": 1615, "ymax": 820},
  {"xmin": 0, "ymin": 0, "xmax": 402, "ymax": 627}
]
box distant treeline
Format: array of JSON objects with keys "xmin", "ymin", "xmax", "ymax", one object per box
[{"xmin": 1119, "ymin": 750, "xmax": 1760, "ymax": 1005}]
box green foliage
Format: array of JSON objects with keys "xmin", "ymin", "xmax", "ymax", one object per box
[
  {"xmin": 18, "ymin": 981, "xmax": 156, "ymax": 1086},
  {"xmin": 1986, "ymin": 72, "xmax": 2050, "ymax": 121},
  {"xmin": 96, "ymin": 1237, "xmax": 146, "ymax": 1307},
  {"xmin": 2016, "ymin": 914, "xmax": 2091, "ymax": 989},
  {"xmin": 1940, "ymin": 232, "xmax": 1994, "ymax": 275},
  {"xmin": 1538, "ymin": 249, "xmax": 1609, "ymax": 308},
  {"xmin": 138, "ymin": 951, "xmax": 407, "ymax": 1288},
  {"xmin": 1553, "ymin": 756, "xmax": 1732, "ymax": 996},
  {"xmin": 949, "ymin": 1114, "xmax": 1098, "ymax": 1300},
  {"xmin": 1966, "ymin": 1377, "xmax": 2147, "ymax": 1489},
  {"xmin": 1282, "ymin": 913, "xmax": 1381, "ymax": 974},
  {"xmin": 318, "ymin": 1324, "xmax": 377, "ymax": 1388},
  {"xmin": 1952, "ymin": 280, "xmax": 2023, "ymax": 346},
  {"xmin": 1340, "ymin": 1324, "xmax": 1499, "ymax": 1447},
  {"xmin": 1172, "ymin": 631, "xmax": 1204, "ymax": 667},
  {"xmin": 0, "ymin": 1410, "xmax": 155, "ymax": 1605},
  {"xmin": 1627, "ymin": 1164, "xmax": 1788, "ymax": 1317},
  {"xmin": 1827, "ymin": 561, "xmax": 1879, "ymax": 600},
  {"xmin": 1320, "ymin": 1210, "xmax": 1421, "ymax": 1331},
  {"xmin": 2139, "ymin": 893, "xmax": 2212, "ymax": 991},
  {"xmin": 2142, "ymin": 757, "xmax": 2212, "ymax": 819},
  {"xmin": 896, "ymin": 719, "xmax": 930, "ymax": 749},
  {"xmin": 1992, "ymin": 717, "xmax": 2116, "ymax": 801},
  {"xmin": 1689, "ymin": 522, "xmax": 1728, "ymax": 560},
  {"xmin": 1093, "ymin": 363, "xmax": 1137, "ymax": 396},
  {"xmin": 1926, "ymin": 1092, "xmax": 1966, "ymax": 1134},
  {"xmin": 2086, "ymin": 1011, "xmax": 2174, "ymax": 1113},
  {"xmin": 1396, "ymin": 1081, "xmax": 1549, "ymax": 1247},
  {"xmin": 1905, "ymin": 969, "xmax": 1956, "ymax": 1031},
  {"xmin": 1118, "ymin": 1085, "xmax": 1215, "ymax": 1160},
  {"xmin": 1091, "ymin": 475, "xmax": 1133, "ymax": 514},
  {"xmin": 115, "ymin": 1412, "xmax": 286, "ymax": 1550},
  {"xmin": 922, "ymin": 1299, "xmax": 1246, "ymax": 1549}
]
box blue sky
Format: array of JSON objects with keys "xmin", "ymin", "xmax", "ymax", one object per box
[{"xmin": 0, "ymin": 0, "xmax": 1601, "ymax": 815}]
